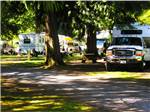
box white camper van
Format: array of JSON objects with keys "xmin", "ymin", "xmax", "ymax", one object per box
[
  {"xmin": 18, "ymin": 32, "xmax": 45, "ymax": 54},
  {"xmin": 105, "ymin": 24, "xmax": 150, "ymax": 71}
]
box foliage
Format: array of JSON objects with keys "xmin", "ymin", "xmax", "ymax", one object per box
[
  {"xmin": 137, "ymin": 9, "xmax": 150, "ymax": 25},
  {"xmin": 1, "ymin": 1, "xmax": 35, "ymax": 40},
  {"xmin": 70, "ymin": 1, "xmax": 150, "ymax": 38}
]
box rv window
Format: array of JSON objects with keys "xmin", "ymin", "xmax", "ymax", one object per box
[
  {"xmin": 24, "ymin": 38, "xmax": 30, "ymax": 44},
  {"xmin": 68, "ymin": 43, "xmax": 73, "ymax": 46},
  {"xmin": 39, "ymin": 36, "xmax": 44, "ymax": 43},
  {"xmin": 112, "ymin": 37, "xmax": 142, "ymax": 46},
  {"xmin": 121, "ymin": 30, "xmax": 142, "ymax": 34}
]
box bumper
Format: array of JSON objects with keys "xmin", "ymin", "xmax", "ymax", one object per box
[{"xmin": 106, "ymin": 56, "xmax": 143, "ymax": 65}]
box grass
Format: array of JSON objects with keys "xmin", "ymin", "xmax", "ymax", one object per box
[
  {"xmin": 2, "ymin": 95, "xmax": 95, "ymax": 112},
  {"xmin": 1, "ymin": 54, "xmax": 96, "ymax": 112},
  {"xmin": 0, "ymin": 54, "xmax": 83, "ymax": 67},
  {"xmin": 1, "ymin": 55, "xmax": 45, "ymax": 67},
  {"xmin": 87, "ymin": 71, "xmax": 150, "ymax": 79},
  {"xmin": 1, "ymin": 55, "xmax": 150, "ymax": 112},
  {"xmin": 1, "ymin": 54, "xmax": 45, "ymax": 61},
  {"xmin": 1, "ymin": 76, "xmax": 96, "ymax": 112},
  {"xmin": 63, "ymin": 53, "xmax": 82, "ymax": 62}
]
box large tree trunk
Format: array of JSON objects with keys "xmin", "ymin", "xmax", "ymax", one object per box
[
  {"xmin": 45, "ymin": 13, "xmax": 64, "ymax": 67},
  {"xmin": 86, "ymin": 25, "xmax": 97, "ymax": 54}
]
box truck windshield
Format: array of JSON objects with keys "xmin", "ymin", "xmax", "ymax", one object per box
[{"xmin": 112, "ymin": 37, "xmax": 142, "ymax": 46}]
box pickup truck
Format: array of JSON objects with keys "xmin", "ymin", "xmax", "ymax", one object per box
[{"xmin": 105, "ymin": 28, "xmax": 150, "ymax": 71}]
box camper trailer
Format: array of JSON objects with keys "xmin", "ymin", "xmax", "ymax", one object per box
[
  {"xmin": 105, "ymin": 24, "xmax": 150, "ymax": 71},
  {"xmin": 18, "ymin": 32, "xmax": 45, "ymax": 54},
  {"xmin": 58, "ymin": 35, "xmax": 80, "ymax": 54}
]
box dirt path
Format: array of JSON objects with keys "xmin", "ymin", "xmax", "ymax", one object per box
[{"xmin": 1, "ymin": 63, "xmax": 150, "ymax": 112}]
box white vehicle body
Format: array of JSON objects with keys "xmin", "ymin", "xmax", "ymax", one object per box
[
  {"xmin": 135, "ymin": 25, "xmax": 150, "ymax": 62},
  {"xmin": 106, "ymin": 24, "xmax": 150, "ymax": 70},
  {"xmin": 96, "ymin": 39, "xmax": 107, "ymax": 55},
  {"xmin": 58, "ymin": 35, "xmax": 80, "ymax": 54},
  {"xmin": 113, "ymin": 24, "xmax": 150, "ymax": 62},
  {"xmin": 18, "ymin": 32, "xmax": 45, "ymax": 54},
  {"xmin": 96, "ymin": 30, "xmax": 110, "ymax": 56}
]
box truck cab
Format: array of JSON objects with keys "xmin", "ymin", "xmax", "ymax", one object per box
[{"xmin": 105, "ymin": 29, "xmax": 146, "ymax": 71}]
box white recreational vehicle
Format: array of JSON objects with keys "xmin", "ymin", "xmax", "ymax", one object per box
[
  {"xmin": 18, "ymin": 32, "xmax": 45, "ymax": 54},
  {"xmin": 105, "ymin": 24, "xmax": 150, "ymax": 71},
  {"xmin": 18, "ymin": 33, "xmax": 80, "ymax": 55}
]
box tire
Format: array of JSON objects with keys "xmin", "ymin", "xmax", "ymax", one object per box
[
  {"xmin": 82, "ymin": 60, "xmax": 86, "ymax": 63},
  {"xmin": 92, "ymin": 59, "xmax": 97, "ymax": 63},
  {"xmin": 137, "ymin": 62, "xmax": 144, "ymax": 72},
  {"xmin": 145, "ymin": 61, "xmax": 150, "ymax": 69},
  {"xmin": 105, "ymin": 62, "xmax": 113, "ymax": 71}
]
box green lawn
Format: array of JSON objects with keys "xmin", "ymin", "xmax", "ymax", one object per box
[
  {"xmin": 2, "ymin": 95, "xmax": 94, "ymax": 112},
  {"xmin": 1, "ymin": 55, "xmax": 150, "ymax": 112},
  {"xmin": 1, "ymin": 54, "xmax": 96, "ymax": 112},
  {"xmin": 87, "ymin": 71, "xmax": 150, "ymax": 79},
  {"xmin": 1, "ymin": 54, "xmax": 45, "ymax": 61},
  {"xmin": 1, "ymin": 55, "xmax": 45, "ymax": 67},
  {"xmin": 1, "ymin": 76, "xmax": 96, "ymax": 112}
]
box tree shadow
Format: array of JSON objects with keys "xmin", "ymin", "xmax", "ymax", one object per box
[
  {"xmin": 1, "ymin": 61, "xmax": 150, "ymax": 112},
  {"xmin": 1, "ymin": 77, "xmax": 96, "ymax": 112},
  {"xmin": 56, "ymin": 63, "xmax": 106, "ymax": 73}
]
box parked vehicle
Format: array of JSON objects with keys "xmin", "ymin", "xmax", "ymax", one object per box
[
  {"xmin": 59, "ymin": 35, "xmax": 81, "ymax": 54},
  {"xmin": 17, "ymin": 32, "xmax": 45, "ymax": 54},
  {"xmin": 96, "ymin": 39, "xmax": 108, "ymax": 57},
  {"xmin": 96, "ymin": 30, "xmax": 110, "ymax": 57},
  {"xmin": 105, "ymin": 24, "xmax": 150, "ymax": 71},
  {"xmin": 0, "ymin": 42, "xmax": 17, "ymax": 55}
]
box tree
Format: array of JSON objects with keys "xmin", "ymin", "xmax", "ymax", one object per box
[
  {"xmin": 137, "ymin": 9, "xmax": 150, "ymax": 25},
  {"xmin": 27, "ymin": 1, "xmax": 65, "ymax": 66},
  {"xmin": 1, "ymin": 1, "xmax": 35, "ymax": 40},
  {"xmin": 71, "ymin": 1, "xmax": 150, "ymax": 55}
]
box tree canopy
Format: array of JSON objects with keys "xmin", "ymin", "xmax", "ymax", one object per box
[
  {"xmin": 1, "ymin": 1, "xmax": 35, "ymax": 40},
  {"xmin": 1, "ymin": 1, "xmax": 150, "ymax": 66}
]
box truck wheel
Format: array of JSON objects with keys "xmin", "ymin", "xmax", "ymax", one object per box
[
  {"xmin": 105, "ymin": 62, "xmax": 113, "ymax": 71},
  {"xmin": 82, "ymin": 60, "xmax": 86, "ymax": 63},
  {"xmin": 92, "ymin": 59, "xmax": 97, "ymax": 63},
  {"xmin": 145, "ymin": 61, "xmax": 150, "ymax": 69},
  {"xmin": 137, "ymin": 62, "xmax": 144, "ymax": 72}
]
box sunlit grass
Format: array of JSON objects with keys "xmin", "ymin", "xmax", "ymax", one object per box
[
  {"xmin": 1, "ymin": 55, "xmax": 45, "ymax": 63},
  {"xmin": 2, "ymin": 74, "xmax": 95, "ymax": 112},
  {"xmin": 1, "ymin": 55, "xmax": 45, "ymax": 67},
  {"xmin": 87, "ymin": 72, "xmax": 150, "ymax": 79},
  {"xmin": 2, "ymin": 95, "xmax": 95, "ymax": 112},
  {"xmin": 1, "ymin": 54, "xmax": 45, "ymax": 60}
]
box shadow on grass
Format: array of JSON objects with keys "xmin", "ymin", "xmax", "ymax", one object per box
[
  {"xmin": 56, "ymin": 63, "xmax": 106, "ymax": 72},
  {"xmin": 1, "ymin": 77, "xmax": 96, "ymax": 112},
  {"xmin": 2, "ymin": 74, "xmax": 150, "ymax": 112}
]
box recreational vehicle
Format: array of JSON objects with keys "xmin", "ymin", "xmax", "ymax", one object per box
[
  {"xmin": 18, "ymin": 32, "xmax": 45, "ymax": 54},
  {"xmin": 105, "ymin": 24, "xmax": 150, "ymax": 71}
]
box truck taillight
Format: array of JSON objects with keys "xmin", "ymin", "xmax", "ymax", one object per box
[
  {"xmin": 136, "ymin": 50, "xmax": 143, "ymax": 56},
  {"xmin": 106, "ymin": 50, "xmax": 112, "ymax": 56}
]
